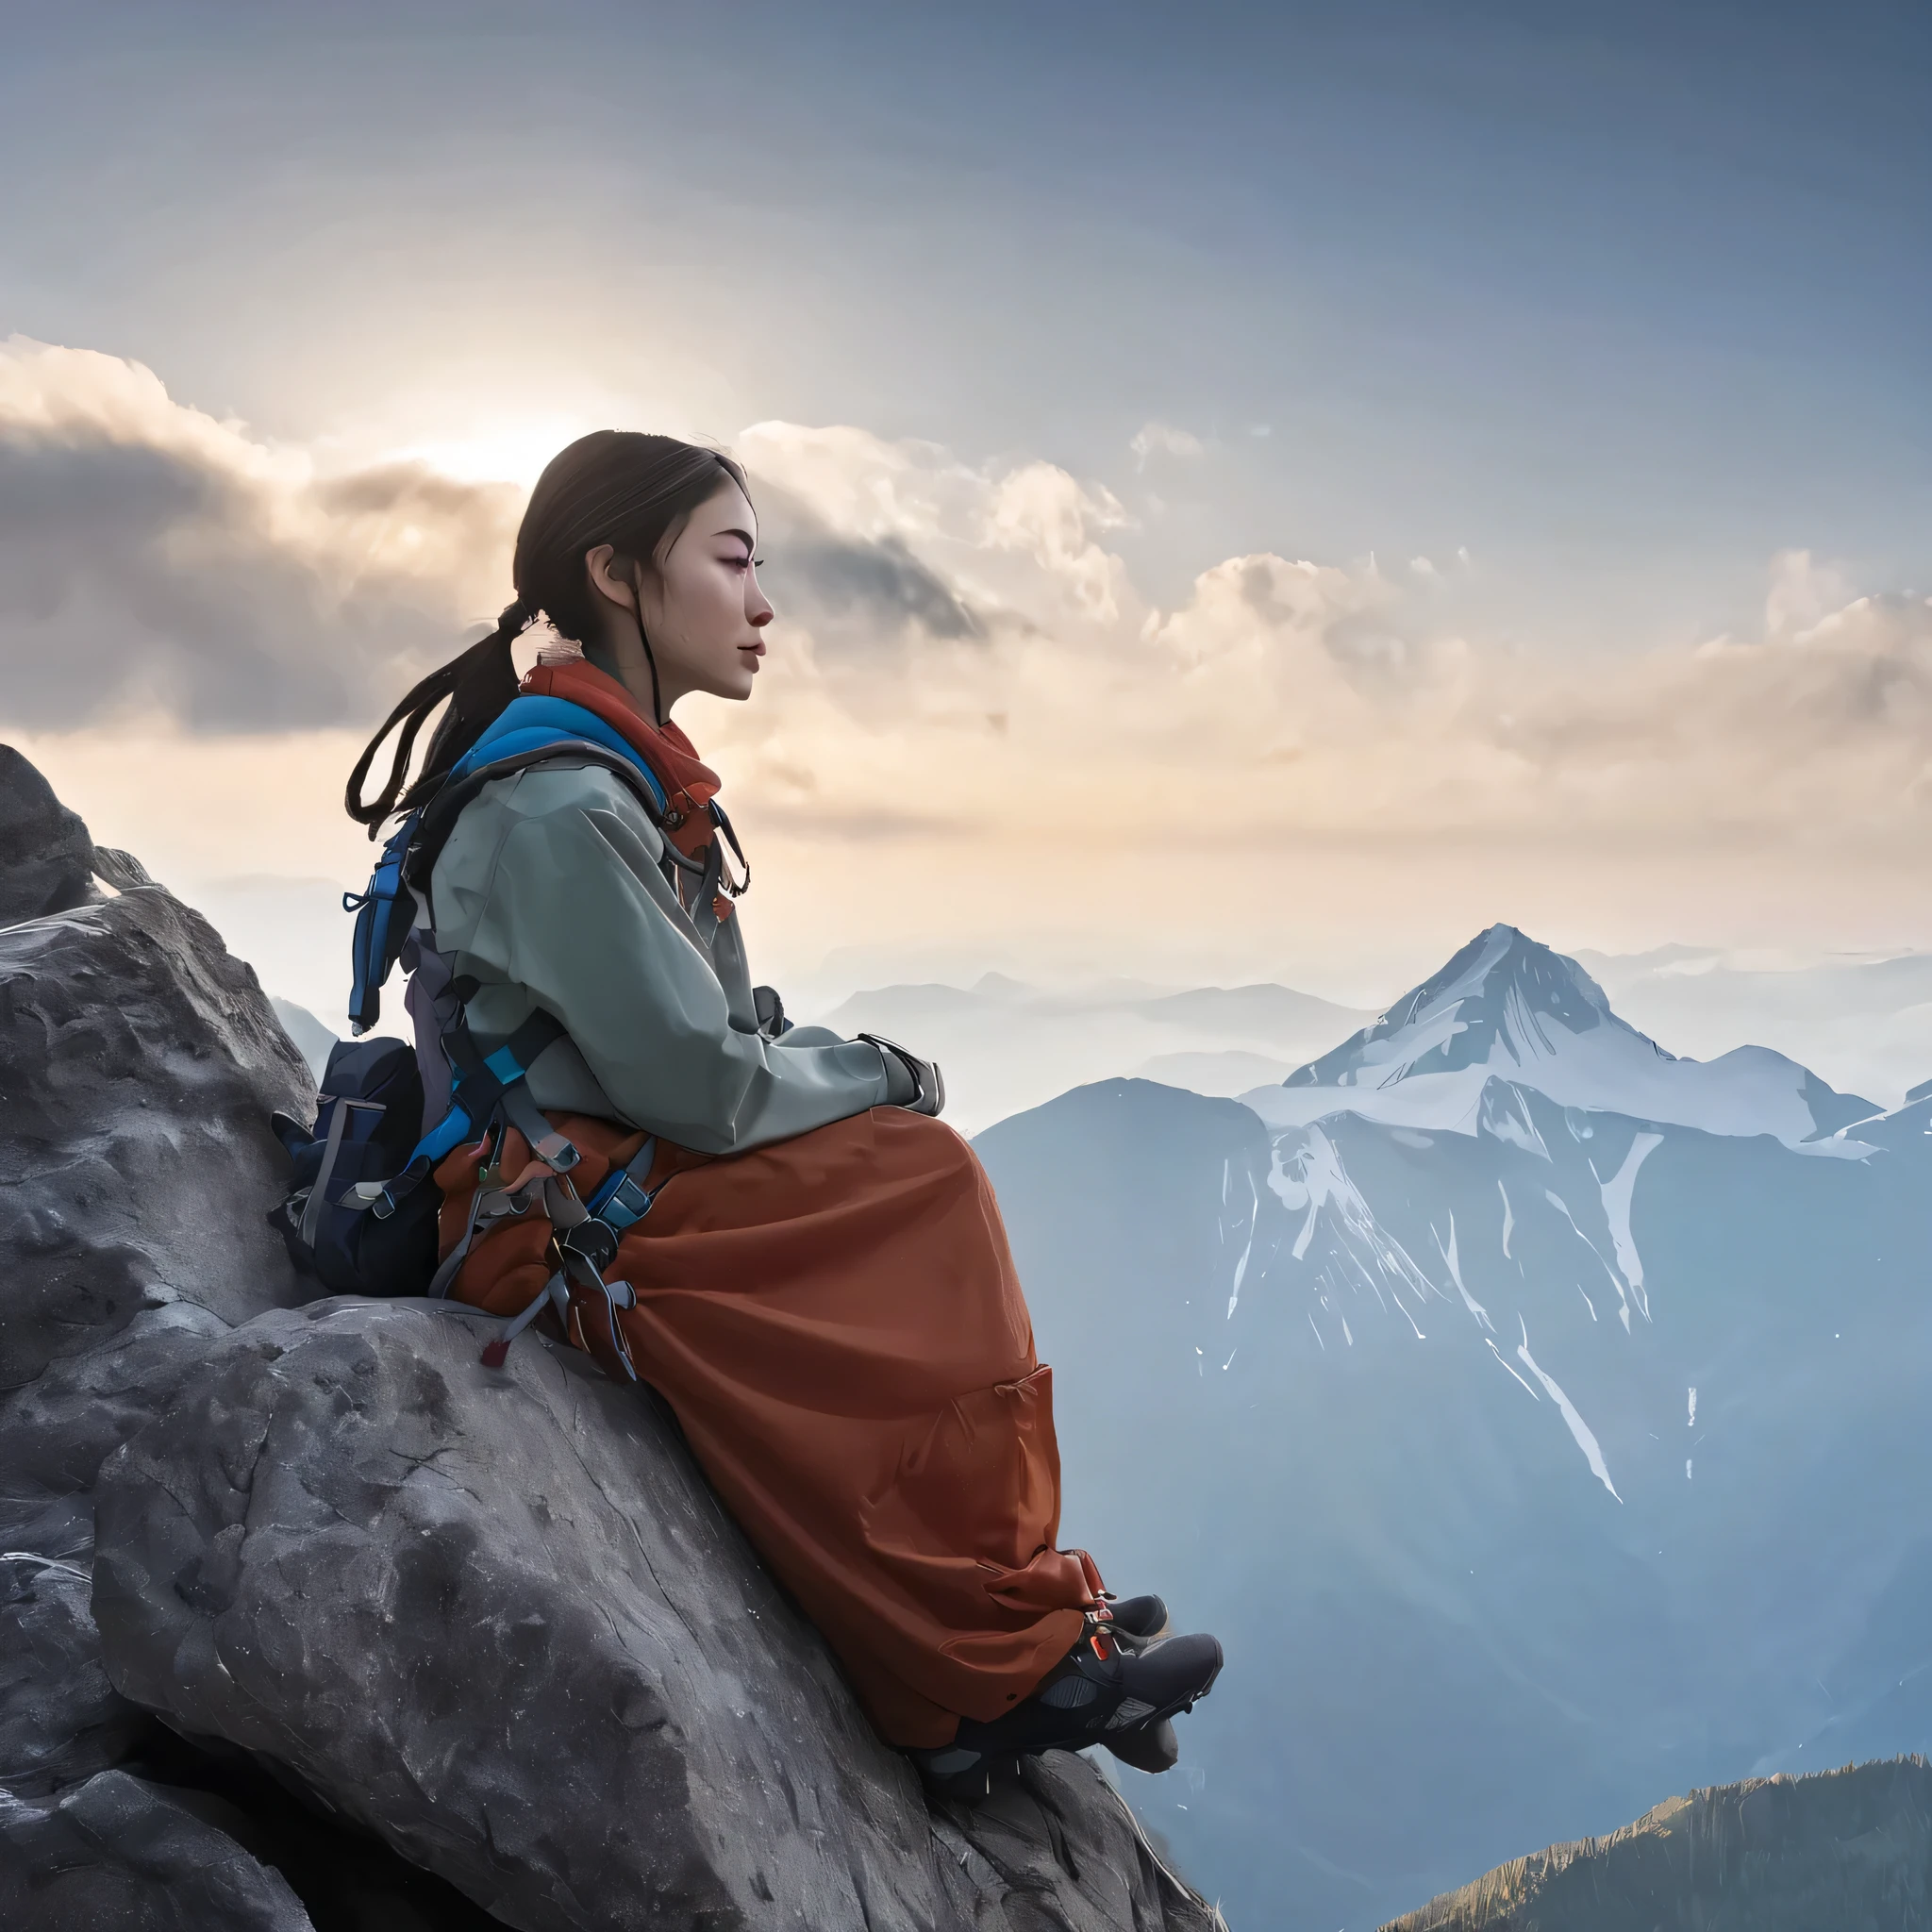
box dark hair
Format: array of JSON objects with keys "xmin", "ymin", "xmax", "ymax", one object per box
[{"xmin": 346, "ymin": 431, "xmax": 751, "ymax": 832}]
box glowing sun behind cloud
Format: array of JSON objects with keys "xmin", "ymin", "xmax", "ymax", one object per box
[{"xmin": 381, "ymin": 416, "xmax": 603, "ymax": 489}]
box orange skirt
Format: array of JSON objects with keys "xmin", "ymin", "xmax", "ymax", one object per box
[{"xmin": 434, "ymin": 1107, "xmax": 1098, "ymax": 1747}]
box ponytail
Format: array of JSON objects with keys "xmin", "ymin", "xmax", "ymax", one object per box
[
  {"xmin": 349, "ymin": 430, "xmax": 752, "ymax": 832},
  {"xmin": 345, "ymin": 600, "xmax": 531, "ymax": 834}
]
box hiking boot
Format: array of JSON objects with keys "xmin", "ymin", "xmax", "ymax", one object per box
[
  {"xmin": 1100, "ymin": 1594, "xmax": 1172, "ymax": 1647},
  {"xmin": 909, "ymin": 1621, "xmax": 1223, "ymax": 1801},
  {"xmin": 1093, "ymin": 1594, "xmax": 1180, "ymax": 1774}
]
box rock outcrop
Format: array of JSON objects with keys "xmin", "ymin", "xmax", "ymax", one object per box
[
  {"xmin": 1383, "ymin": 1757, "xmax": 1932, "ymax": 1931},
  {"xmin": 0, "ymin": 745, "xmax": 96, "ymax": 925},
  {"xmin": 0, "ymin": 746, "xmax": 1222, "ymax": 1930},
  {"xmin": 0, "ymin": 864, "xmax": 311, "ymax": 1392},
  {"xmin": 0, "ymin": 1770, "xmax": 313, "ymax": 1931},
  {"xmin": 0, "ymin": 751, "xmax": 328, "ymax": 1924},
  {"xmin": 93, "ymin": 1296, "xmax": 1209, "ymax": 1930}
]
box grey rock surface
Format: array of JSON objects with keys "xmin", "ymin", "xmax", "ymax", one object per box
[
  {"xmin": 0, "ymin": 749, "xmax": 329, "ymax": 1918},
  {"xmin": 0, "ymin": 744, "xmax": 96, "ymax": 926},
  {"xmin": 0, "ymin": 1303, "xmax": 236, "ymax": 1501},
  {"xmin": 931, "ymin": 1752, "xmax": 1220, "ymax": 1931},
  {"xmin": 1, "ymin": 1308, "xmax": 246, "ymax": 1800},
  {"xmin": 0, "ymin": 1549, "xmax": 143, "ymax": 1799},
  {"xmin": 0, "ymin": 1769, "xmax": 313, "ymax": 1931},
  {"xmin": 0, "ymin": 875, "xmax": 311, "ymax": 1392},
  {"xmin": 94, "ymin": 1296, "xmax": 1218, "ymax": 1932}
]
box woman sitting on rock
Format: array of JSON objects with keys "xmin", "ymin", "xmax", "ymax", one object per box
[{"xmin": 345, "ymin": 430, "xmax": 1223, "ymax": 1795}]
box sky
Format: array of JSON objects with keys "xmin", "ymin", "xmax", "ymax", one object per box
[{"xmin": 2, "ymin": 0, "xmax": 1928, "ymax": 1032}]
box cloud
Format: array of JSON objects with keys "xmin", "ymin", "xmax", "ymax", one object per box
[
  {"xmin": 0, "ymin": 338, "xmax": 516, "ymax": 731},
  {"xmin": 6, "ymin": 337, "xmax": 1930, "ymax": 886},
  {"xmin": 739, "ymin": 419, "xmax": 1131, "ymax": 626},
  {"xmin": 1129, "ymin": 420, "xmax": 1205, "ymax": 468},
  {"xmin": 744, "ymin": 480, "xmax": 984, "ymax": 645},
  {"xmin": 705, "ymin": 423, "xmax": 1932, "ymax": 861},
  {"xmin": 1488, "ymin": 575, "xmax": 1932, "ymax": 836}
]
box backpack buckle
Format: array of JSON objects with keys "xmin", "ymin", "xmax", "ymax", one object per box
[{"xmin": 558, "ymin": 1217, "xmax": 620, "ymax": 1276}]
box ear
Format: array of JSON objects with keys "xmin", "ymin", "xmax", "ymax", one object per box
[{"xmin": 584, "ymin": 543, "xmax": 637, "ymax": 611}]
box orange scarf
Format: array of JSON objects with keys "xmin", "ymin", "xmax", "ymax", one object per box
[{"xmin": 520, "ymin": 658, "xmax": 724, "ymax": 871}]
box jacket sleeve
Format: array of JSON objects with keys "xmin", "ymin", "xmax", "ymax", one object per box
[{"xmin": 433, "ymin": 763, "xmax": 891, "ymax": 1154}]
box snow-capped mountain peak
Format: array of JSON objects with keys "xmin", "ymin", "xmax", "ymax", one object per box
[
  {"xmin": 1289, "ymin": 924, "xmax": 1657, "ymax": 1091},
  {"xmin": 1245, "ymin": 924, "xmax": 1879, "ymax": 1150}
]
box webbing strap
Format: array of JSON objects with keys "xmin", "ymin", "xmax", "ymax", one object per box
[
  {"xmin": 498, "ymin": 1271, "xmax": 571, "ymax": 1347},
  {"xmin": 451, "ymin": 700, "xmax": 672, "ymax": 808},
  {"xmin": 408, "ymin": 1100, "xmax": 478, "ymax": 1172},
  {"xmin": 299, "ymin": 1095, "xmax": 387, "ymax": 1245},
  {"xmin": 708, "ymin": 799, "xmax": 751, "ymax": 897},
  {"xmin": 460, "ymin": 1143, "xmax": 660, "ymax": 1371},
  {"xmin": 436, "ymin": 1007, "xmax": 580, "ymax": 1175},
  {"xmin": 486, "ymin": 1008, "xmax": 571, "ymax": 1080},
  {"xmin": 685, "ymin": 839, "xmax": 726, "ymax": 947},
  {"xmin": 587, "ymin": 1136, "xmax": 658, "ymax": 1230},
  {"xmin": 426, "ymin": 1167, "xmax": 549, "ymax": 1299},
  {"xmin": 350, "ymin": 1005, "xmax": 576, "ymax": 1223},
  {"xmin": 481, "ymin": 1217, "xmax": 636, "ymax": 1375},
  {"xmin": 541, "ymin": 1174, "xmax": 588, "ymax": 1231},
  {"xmin": 299, "ymin": 1095, "xmax": 352, "ymax": 1251},
  {"xmin": 425, "ymin": 1181, "xmax": 490, "ymax": 1301},
  {"xmin": 500, "ymin": 1080, "xmax": 579, "ymax": 1172}
]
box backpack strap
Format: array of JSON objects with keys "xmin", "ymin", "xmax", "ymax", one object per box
[
  {"xmin": 343, "ymin": 816, "xmax": 419, "ymax": 1035},
  {"xmin": 585, "ymin": 1136, "xmax": 660, "ymax": 1232},
  {"xmin": 343, "ymin": 697, "xmax": 678, "ymax": 1037},
  {"xmin": 446, "ymin": 1008, "xmax": 579, "ymax": 1173},
  {"xmin": 296, "ymin": 1091, "xmax": 389, "ymax": 1251},
  {"xmin": 342, "ymin": 1005, "xmax": 575, "ymax": 1219},
  {"xmin": 404, "ymin": 739, "xmax": 676, "ymax": 899}
]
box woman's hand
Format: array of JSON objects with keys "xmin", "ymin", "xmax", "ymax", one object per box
[{"xmin": 860, "ymin": 1034, "xmax": 947, "ymax": 1118}]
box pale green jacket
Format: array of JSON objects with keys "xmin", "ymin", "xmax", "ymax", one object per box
[{"xmin": 425, "ymin": 758, "xmax": 892, "ymax": 1155}]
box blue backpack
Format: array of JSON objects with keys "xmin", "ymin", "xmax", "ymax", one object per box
[{"xmin": 270, "ymin": 697, "xmax": 700, "ymax": 1314}]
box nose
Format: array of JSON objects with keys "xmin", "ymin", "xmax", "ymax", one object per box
[{"xmin": 746, "ymin": 560, "xmax": 774, "ymax": 629}]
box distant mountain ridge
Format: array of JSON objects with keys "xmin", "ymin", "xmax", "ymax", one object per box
[
  {"xmin": 1383, "ymin": 1757, "xmax": 1932, "ymax": 1931},
  {"xmin": 816, "ymin": 974, "xmax": 1375, "ymax": 1131},
  {"xmin": 1538, "ymin": 940, "xmax": 1932, "ymax": 1112}
]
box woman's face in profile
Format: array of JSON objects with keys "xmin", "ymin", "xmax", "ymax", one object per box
[{"xmin": 641, "ymin": 481, "xmax": 774, "ymax": 706}]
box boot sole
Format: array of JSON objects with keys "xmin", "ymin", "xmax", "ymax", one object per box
[{"xmin": 1104, "ymin": 1716, "xmax": 1178, "ymax": 1774}]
